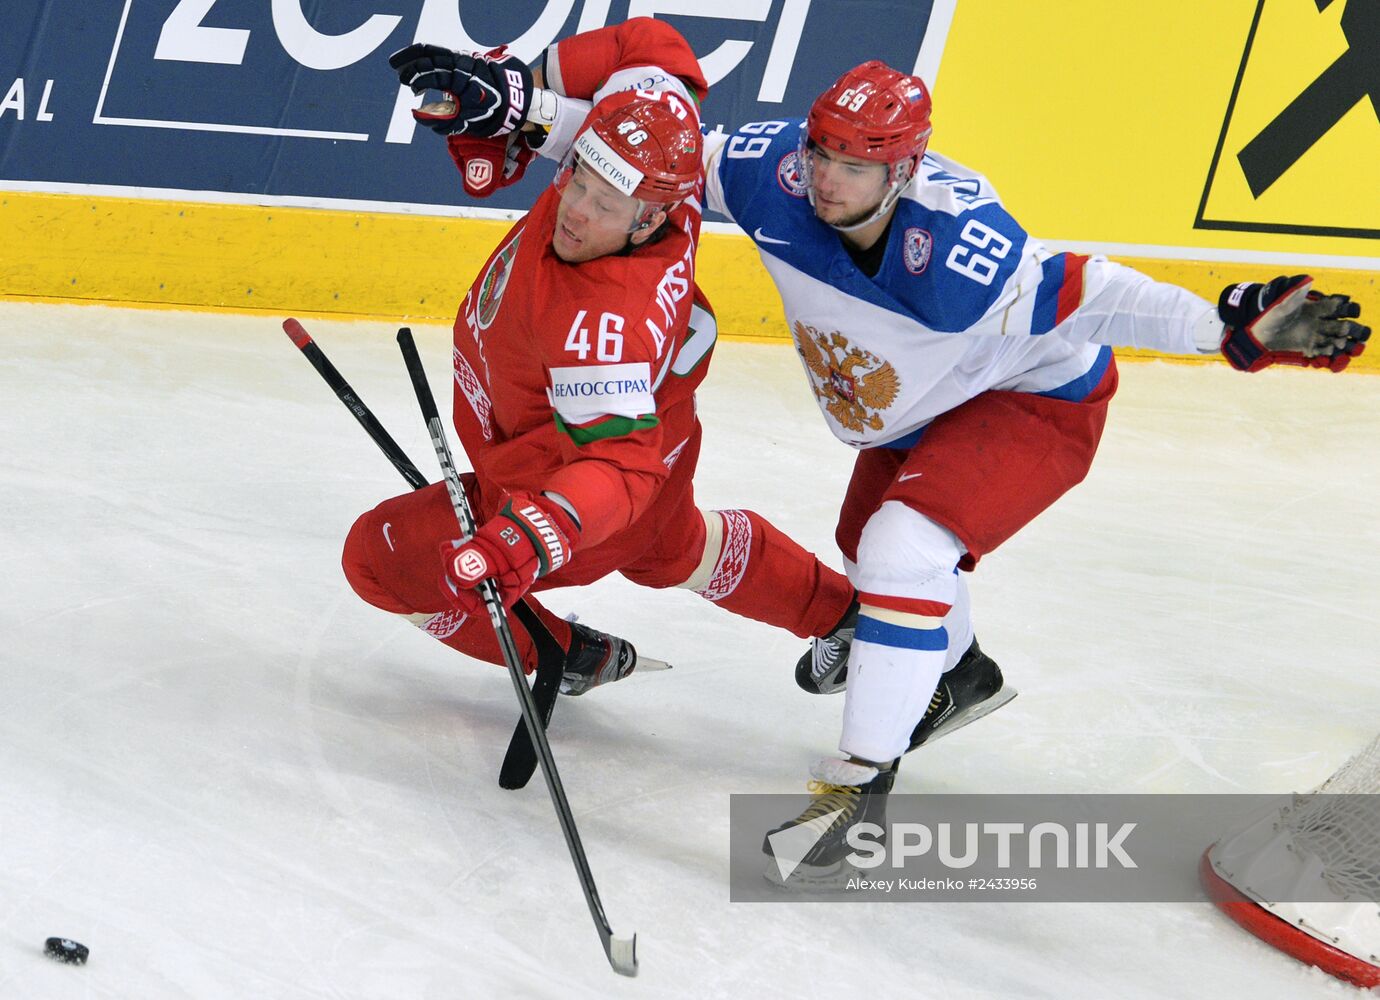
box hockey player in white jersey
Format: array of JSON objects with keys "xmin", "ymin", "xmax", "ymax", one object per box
[
  {"xmin": 528, "ymin": 30, "xmax": 1368, "ymax": 881},
  {"xmin": 697, "ymin": 60, "xmax": 1369, "ymax": 882}
]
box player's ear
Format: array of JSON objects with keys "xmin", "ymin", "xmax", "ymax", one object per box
[{"xmin": 630, "ymin": 209, "xmax": 668, "ymax": 246}]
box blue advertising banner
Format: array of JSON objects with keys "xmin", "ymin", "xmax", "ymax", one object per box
[{"xmin": 0, "ymin": 1, "xmax": 943, "ymax": 218}]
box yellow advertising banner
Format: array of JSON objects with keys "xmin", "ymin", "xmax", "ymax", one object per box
[
  {"xmin": 1199, "ymin": 0, "xmax": 1379, "ymax": 239},
  {"xmin": 937, "ymin": 0, "xmax": 1379, "ymax": 261}
]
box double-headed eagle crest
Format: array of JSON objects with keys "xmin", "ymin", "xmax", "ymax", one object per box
[{"xmin": 794, "ymin": 322, "xmax": 901, "ymax": 433}]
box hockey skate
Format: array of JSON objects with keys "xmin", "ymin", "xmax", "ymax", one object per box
[
  {"xmin": 794, "ymin": 598, "xmax": 858, "ymax": 694},
  {"xmin": 558, "ymin": 622, "xmax": 670, "ymax": 696},
  {"xmin": 762, "ymin": 757, "xmax": 896, "ymax": 890},
  {"xmin": 907, "ymin": 637, "xmax": 1016, "ymax": 750}
]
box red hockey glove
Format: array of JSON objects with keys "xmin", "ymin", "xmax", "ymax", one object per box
[
  {"xmin": 446, "ymin": 132, "xmax": 535, "ymax": 197},
  {"xmin": 389, "ymin": 43, "xmax": 533, "ymax": 138},
  {"xmin": 1218, "ymin": 275, "xmax": 1370, "ymax": 372},
  {"xmin": 440, "ymin": 494, "xmax": 579, "ymax": 615}
]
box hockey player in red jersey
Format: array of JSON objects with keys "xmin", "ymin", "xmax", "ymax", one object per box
[{"xmin": 341, "ymin": 20, "xmax": 854, "ymax": 698}]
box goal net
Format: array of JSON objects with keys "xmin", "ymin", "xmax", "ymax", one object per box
[{"xmin": 1200, "ymin": 735, "xmax": 1380, "ymax": 989}]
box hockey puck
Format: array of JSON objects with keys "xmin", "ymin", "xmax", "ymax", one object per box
[{"xmin": 44, "ymin": 937, "xmax": 89, "ymax": 965}]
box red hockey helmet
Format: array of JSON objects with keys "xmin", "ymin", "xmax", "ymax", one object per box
[
  {"xmin": 801, "ymin": 61, "xmax": 932, "ymax": 231},
  {"xmin": 590, "ymin": 95, "xmax": 701, "ymax": 202},
  {"xmin": 807, "ymin": 60, "xmax": 932, "ymax": 163},
  {"xmin": 555, "ymin": 92, "xmax": 701, "ymax": 231}
]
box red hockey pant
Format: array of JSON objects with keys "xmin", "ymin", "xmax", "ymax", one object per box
[
  {"xmin": 836, "ymin": 359, "xmax": 1120, "ymax": 570},
  {"xmin": 342, "ymin": 440, "xmax": 852, "ymax": 673}
]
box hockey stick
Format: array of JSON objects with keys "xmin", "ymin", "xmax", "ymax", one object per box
[
  {"xmin": 498, "ymin": 610, "xmax": 565, "ymax": 789},
  {"xmin": 282, "ymin": 319, "xmax": 428, "ymax": 489},
  {"xmin": 282, "ymin": 317, "xmax": 563, "ymax": 790},
  {"xmin": 396, "ymin": 327, "xmax": 638, "ymax": 977}
]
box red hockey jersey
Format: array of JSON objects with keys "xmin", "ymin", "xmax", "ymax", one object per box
[{"xmin": 450, "ymin": 19, "xmax": 715, "ymax": 554}]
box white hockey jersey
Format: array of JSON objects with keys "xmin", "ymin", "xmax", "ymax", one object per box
[{"xmin": 705, "ymin": 119, "xmax": 1220, "ymax": 449}]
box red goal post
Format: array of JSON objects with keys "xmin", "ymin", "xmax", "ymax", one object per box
[{"xmin": 1200, "ymin": 736, "xmax": 1380, "ymax": 989}]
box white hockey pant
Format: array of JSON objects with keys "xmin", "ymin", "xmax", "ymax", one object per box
[{"xmin": 839, "ymin": 501, "xmax": 972, "ymax": 763}]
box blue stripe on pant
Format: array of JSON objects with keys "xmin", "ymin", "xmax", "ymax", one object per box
[{"xmin": 855, "ymin": 615, "xmax": 948, "ymax": 651}]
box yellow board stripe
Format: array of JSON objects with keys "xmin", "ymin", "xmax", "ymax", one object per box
[
  {"xmin": 0, "ymin": 191, "xmax": 512, "ymax": 322},
  {"xmin": 2, "ymin": 191, "xmax": 1376, "ymax": 371}
]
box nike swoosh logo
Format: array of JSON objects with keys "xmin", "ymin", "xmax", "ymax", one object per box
[
  {"xmin": 382, "ymin": 522, "xmax": 396, "ymax": 551},
  {"xmin": 753, "ymin": 227, "xmax": 790, "ymax": 246},
  {"xmin": 897, "ymin": 472, "xmax": 924, "ymax": 482}
]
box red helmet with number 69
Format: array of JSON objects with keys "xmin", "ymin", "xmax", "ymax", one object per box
[
  {"xmin": 801, "ymin": 61, "xmax": 932, "ymax": 232},
  {"xmin": 807, "ymin": 60, "xmax": 932, "ymax": 163}
]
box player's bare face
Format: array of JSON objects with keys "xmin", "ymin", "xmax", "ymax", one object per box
[
  {"xmin": 553, "ymin": 165, "xmax": 642, "ymax": 263},
  {"xmin": 808, "ymin": 146, "xmax": 889, "ymax": 228}
]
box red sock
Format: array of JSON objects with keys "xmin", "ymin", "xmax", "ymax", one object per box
[
  {"xmin": 696, "ymin": 510, "xmax": 854, "ymax": 639},
  {"xmin": 418, "ymin": 600, "xmax": 571, "ymax": 675}
]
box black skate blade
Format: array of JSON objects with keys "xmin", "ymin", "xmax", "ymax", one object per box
[
  {"xmin": 921, "ymin": 687, "xmax": 1017, "ymax": 747},
  {"xmin": 555, "ymin": 655, "xmax": 673, "ymax": 696}
]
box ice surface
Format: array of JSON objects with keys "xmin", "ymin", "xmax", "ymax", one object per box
[{"xmin": 1, "ymin": 303, "xmax": 1376, "ymax": 998}]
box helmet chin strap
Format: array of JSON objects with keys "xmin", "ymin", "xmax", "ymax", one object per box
[
  {"xmin": 810, "ymin": 157, "xmax": 915, "ymax": 233},
  {"xmin": 631, "ymin": 201, "xmax": 671, "ymax": 232},
  {"xmin": 616, "ymin": 205, "xmax": 674, "ymax": 256}
]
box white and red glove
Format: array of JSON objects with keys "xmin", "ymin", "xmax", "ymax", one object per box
[
  {"xmin": 445, "ymin": 133, "xmax": 535, "ymax": 197},
  {"xmin": 1218, "ymin": 275, "xmax": 1369, "ymax": 372},
  {"xmin": 440, "ymin": 493, "xmax": 579, "ymax": 615}
]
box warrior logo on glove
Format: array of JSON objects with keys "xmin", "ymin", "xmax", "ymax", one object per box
[
  {"xmin": 514, "ymin": 503, "xmax": 568, "ymax": 572},
  {"xmin": 441, "ymin": 494, "xmax": 580, "ymax": 614},
  {"xmin": 453, "ymin": 548, "xmax": 489, "ymax": 583},
  {"xmin": 466, "ymin": 159, "xmax": 494, "ymax": 191}
]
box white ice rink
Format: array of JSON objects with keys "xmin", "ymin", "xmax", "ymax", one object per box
[{"xmin": 2, "ymin": 302, "xmax": 1377, "ymax": 999}]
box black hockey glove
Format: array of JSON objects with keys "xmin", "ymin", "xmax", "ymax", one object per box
[
  {"xmin": 389, "ymin": 43, "xmax": 533, "ymax": 138},
  {"xmin": 1218, "ymin": 275, "xmax": 1369, "ymax": 373}
]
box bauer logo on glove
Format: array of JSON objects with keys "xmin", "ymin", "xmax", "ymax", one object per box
[{"xmin": 388, "ymin": 42, "xmax": 534, "ymax": 139}]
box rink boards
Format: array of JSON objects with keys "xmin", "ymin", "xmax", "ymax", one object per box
[{"xmin": 1, "ymin": 1, "xmax": 1376, "ymax": 366}]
